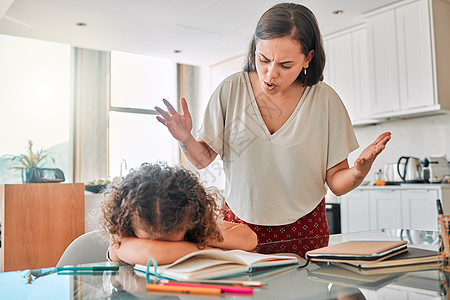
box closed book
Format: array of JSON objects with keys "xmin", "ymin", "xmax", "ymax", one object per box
[
  {"xmin": 306, "ymin": 240, "xmax": 408, "ymax": 263},
  {"xmin": 332, "ymin": 247, "xmax": 439, "ymax": 275},
  {"xmin": 134, "ymin": 249, "xmax": 299, "ymax": 280}
]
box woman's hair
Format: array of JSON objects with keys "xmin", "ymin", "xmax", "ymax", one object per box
[
  {"xmin": 100, "ymin": 162, "xmax": 223, "ymax": 248},
  {"xmin": 243, "ymin": 2, "xmax": 325, "ymax": 86}
]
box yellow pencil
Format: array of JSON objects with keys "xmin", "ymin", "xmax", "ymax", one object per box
[
  {"xmin": 439, "ymin": 215, "xmax": 450, "ymax": 257},
  {"xmin": 146, "ymin": 284, "xmax": 222, "ymax": 294}
]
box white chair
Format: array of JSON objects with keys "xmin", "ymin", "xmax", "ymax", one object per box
[{"xmin": 56, "ymin": 230, "xmax": 109, "ymax": 267}]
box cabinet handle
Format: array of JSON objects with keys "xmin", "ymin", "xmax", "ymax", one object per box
[{"xmin": 407, "ymin": 190, "xmax": 430, "ymax": 193}]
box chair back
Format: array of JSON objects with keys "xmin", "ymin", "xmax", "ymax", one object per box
[{"xmin": 56, "ymin": 230, "xmax": 109, "ymax": 267}]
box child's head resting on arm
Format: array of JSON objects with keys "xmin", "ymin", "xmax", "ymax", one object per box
[{"xmin": 101, "ymin": 162, "xmax": 224, "ymax": 248}]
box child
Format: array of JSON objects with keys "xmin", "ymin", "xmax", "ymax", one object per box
[{"xmin": 100, "ymin": 162, "xmax": 258, "ymax": 265}]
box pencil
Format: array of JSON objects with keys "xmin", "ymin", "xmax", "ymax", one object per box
[
  {"xmin": 163, "ymin": 282, "xmax": 253, "ymax": 294},
  {"xmin": 57, "ymin": 266, "xmax": 119, "ymax": 272},
  {"xmin": 146, "ymin": 284, "xmax": 222, "ymax": 294},
  {"xmin": 160, "ymin": 279, "xmax": 266, "ymax": 287}
]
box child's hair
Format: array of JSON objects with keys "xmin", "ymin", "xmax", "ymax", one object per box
[{"xmin": 100, "ymin": 162, "xmax": 224, "ymax": 249}]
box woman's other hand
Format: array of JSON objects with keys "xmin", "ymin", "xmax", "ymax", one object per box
[
  {"xmin": 354, "ymin": 132, "xmax": 391, "ymax": 175},
  {"xmin": 326, "ymin": 132, "xmax": 391, "ymax": 196},
  {"xmin": 155, "ymin": 98, "xmax": 193, "ymax": 144}
]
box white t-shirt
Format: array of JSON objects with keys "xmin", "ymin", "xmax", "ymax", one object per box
[{"xmin": 198, "ymin": 72, "xmax": 359, "ymax": 225}]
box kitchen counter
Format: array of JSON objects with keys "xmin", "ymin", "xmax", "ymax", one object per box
[
  {"xmin": 340, "ymin": 184, "xmax": 450, "ymax": 233},
  {"xmin": 357, "ymin": 183, "xmax": 450, "ymax": 190},
  {"xmin": 84, "ymin": 191, "xmax": 105, "ymax": 232}
]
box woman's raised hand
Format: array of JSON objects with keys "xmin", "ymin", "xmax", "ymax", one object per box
[
  {"xmin": 155, "ymin": 98, "xmax": 193, "ymax": 144},
  {"xmin": 354, "ymin": 132, "xmax": 391, "ymax": 175}
]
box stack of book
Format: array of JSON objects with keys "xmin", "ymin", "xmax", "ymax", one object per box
[{"xmin": 306, "ymin": 240, "xmax": 439, "ymax": 275}]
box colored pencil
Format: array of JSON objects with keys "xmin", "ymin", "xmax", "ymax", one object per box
[{"xmin": 163, "ymin": 282, "xmax": 253, "ymax": 294}]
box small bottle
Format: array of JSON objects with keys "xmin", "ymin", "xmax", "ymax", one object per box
[
  {"xmin": 374, "ymin": 169, "xmax": 382, "ymax": 181},
  {"xmin": 375, "ymin": 169, "xmax": 385, "ymax": 186}
]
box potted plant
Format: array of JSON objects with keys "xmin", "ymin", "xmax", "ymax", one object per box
[{"xmin": 7, "ymin": 140, "xmax": 56, "ymax": 183}]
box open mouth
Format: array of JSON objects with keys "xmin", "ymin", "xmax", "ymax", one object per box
[{"xmin": 264, "ymin": 81, "xmax": 275, "ymax": 90}]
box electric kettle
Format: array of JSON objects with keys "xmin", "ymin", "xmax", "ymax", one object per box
[{"xmin": 397, "ymin": 156, "xmax": 423, "ymax": 183}]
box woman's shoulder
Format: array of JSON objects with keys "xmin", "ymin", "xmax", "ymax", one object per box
[
  {"xmin": 309, "ymin": 81, "xmax": 343, "ymax": 103},
  {"xmin": 219, "ymin": 71, "xmax": 248, "ymax": 85},
  {"xmin": 310, "ymin": 81, "xmax": 339, "ymax": 97},
  {"xmin": 212, "ymin": 71, "xmax": 250, "ymax": 98}
]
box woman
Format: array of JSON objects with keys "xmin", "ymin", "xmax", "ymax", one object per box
[{"xmin": 155, "ymin": 3, "xmax": 390, "ymax": 257}]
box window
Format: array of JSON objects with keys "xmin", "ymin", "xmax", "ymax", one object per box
[
  {"xmin": 0, "ymin": 34, "xmax": 71, "ymax": 183},
  {"xmin": 109, "ymin": 51, "xmax": 178, "ymax": 177}
]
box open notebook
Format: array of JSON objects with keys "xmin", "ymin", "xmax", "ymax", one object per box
[{"xmin": 134, "ymin": 249, "xmax": 299, "ymax": 280}]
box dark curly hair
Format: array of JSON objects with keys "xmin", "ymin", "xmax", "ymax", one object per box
[
  {"xmin": 243, "ymin": 3, "xmax": 325, "ymax": 86},
  {"xmin": 100, "ymin": 162, "xmax": 224, "ymax": 249}
]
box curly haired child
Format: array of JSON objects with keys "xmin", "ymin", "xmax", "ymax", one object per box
[{"xmin": 100, "ymin": 162, "xmax": 258, "ymax": 265}]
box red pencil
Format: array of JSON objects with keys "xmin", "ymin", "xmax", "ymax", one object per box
[{"xmin": 146, "ymin": 284, "xmax": 221, "ymax": 294}]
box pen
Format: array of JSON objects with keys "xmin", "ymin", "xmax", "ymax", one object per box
[
  {"xmin": 162, "ymin": 282, "xmax": 253, "ymax": 294},
  {"xmin": 437, "ymin": 199, "xmax": 444, "ymax": 215},
  {"xmin": 146, "ymin": 284, "xmax": 221, "ymax": 294},
  {"xmin": 160, "ymin": 279, "xmax": 266, "ymax": 287},
  {"xmin": 57, "ymin": 266, "xmax": 119, "ymax": 272}
]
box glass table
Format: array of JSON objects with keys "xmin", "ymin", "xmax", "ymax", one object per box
[{"xmin": 0, "ymin": 229, "xmax": 446, "ymax": 299}]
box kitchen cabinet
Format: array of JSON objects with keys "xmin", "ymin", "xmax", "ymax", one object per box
[
  {"xmin": 0, "ymin": 183, "xmax": 85, "ymax": 272},
  {"xmin": 402, "ymin": 189, "xmax": 440, "ymax": 231},
  {"xmin": 340, "ymin": 185, "xmax": 450, "ymax": 233},
  {"xmin": 369, "ymin": 189, "xmax": 403, "ymax": 230},
  {"xmin": 323, "ymin": 26, "xmax": 373, "ymax": 125},
  {"xmin": 340, "ymin": 189, "xmax": 371, "ymax": 233},
  {"xmin": 365, "ymin": 0, "xmax": 450, "ymax": 118}
]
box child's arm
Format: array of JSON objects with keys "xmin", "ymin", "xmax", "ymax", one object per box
[
  {"xmin": 109, "ymin": 236, "xmax": 209, "ymax": 265},
  {"xmin": 108, "ymin": 222, "xmax": 257, "ymax": 265},
  {"xmin": 208, "ymin": 221, "xmax": 258, "ymax": 251}
]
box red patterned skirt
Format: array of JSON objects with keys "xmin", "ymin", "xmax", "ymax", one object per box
[{"xmin": 223, "ymin": 199, "xmax": 330, "ymax": 258}]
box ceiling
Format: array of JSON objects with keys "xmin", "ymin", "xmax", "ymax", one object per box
[{"xmin": 0, "ymin": 0, "xmax": 400, "ymax": 66}]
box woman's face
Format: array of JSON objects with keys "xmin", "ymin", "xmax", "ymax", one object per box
[{"xmin": 255, "ymin": 36, "xmax": 313, "ymax": 95}]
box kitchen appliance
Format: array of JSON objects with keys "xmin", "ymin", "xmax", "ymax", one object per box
[
  {"xmin": 325, "ymin": 203, "xmax": 341, "ymax": 234},
  {"xmin": 421, "ymin": 155, "xmax": 450, "ymax": 183},
  {"xmin": 397, "ymin": 156, "xmax": 424, "ymax": 183},
  {"xmin": 384, "ymin": 162, "xmax": 403, "ymax": 184}
]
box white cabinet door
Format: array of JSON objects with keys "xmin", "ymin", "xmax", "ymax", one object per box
[
  {"xmin": 341, "ymin": 189, "xmax": 371, "ymax": 233},
  {"xmin": 351, "ymin": 28, "xmax": 370, "ymax": 121},
  {"xmin": 366, "ymin": 10, "xmax": 400, "ymax": 115},
  {"xmin": 341, "ymin": 187, "xmax": 443, "ymax": 233},
  {"xmin": 369, "ymin": 189, "xmax": 402, "ymax": 230},
  {"xmin": 324, "ymin": 27, "xmax": 370, "ymax": 124},
  {"xmin": 396, "ymin": 0, "xmax": 434, "ymax": 110},
  {"xmin": 366, "ymin": 0, "xmax": 435, "ymax": 116},
  {"xmin": 401, "ymin": 189, "xmax": 439, "ymax": 231},
  {"xmin": 325, "ymin": 33, "xmax": 355, "ymax": 118}
]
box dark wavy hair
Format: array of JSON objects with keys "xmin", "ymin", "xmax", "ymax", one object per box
[
  {"xmin": 244, "ymin": 3, "xmax": 325, "ymax": 86},
  {"xmin": 100, "ymin": 162, "xmax": 223, "ymax": 249}
]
